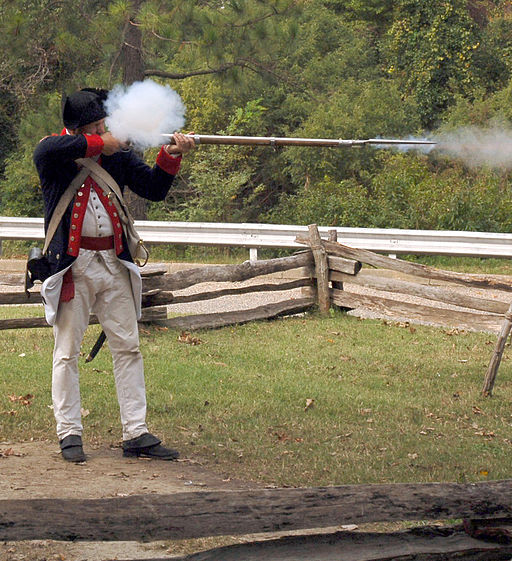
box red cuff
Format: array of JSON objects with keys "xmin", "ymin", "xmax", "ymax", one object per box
[
  {"xmin": 84, "ymin": 134, "xmax": 104, "ymax": 158},
  {"xmin": 156, "ymin": 146, "xmax": 182, "ymax": 175}
]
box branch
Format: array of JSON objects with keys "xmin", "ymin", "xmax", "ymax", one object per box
[{"xmin": 144, "ymin": 62, "xmax": 243, "ymax": 79}]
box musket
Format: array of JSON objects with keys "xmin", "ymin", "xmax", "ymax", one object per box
[{"xmin": 162, "ymin": 134, "xmax": 437, "ymax": 148}]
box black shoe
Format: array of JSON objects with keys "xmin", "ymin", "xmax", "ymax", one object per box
[
  {"xmin": 122, "ymin": 432, "xmax": 179, "ymax": 461},
  {"xmin": 59, "ymin": 435, "xmax": 86, "ymax": 463}
]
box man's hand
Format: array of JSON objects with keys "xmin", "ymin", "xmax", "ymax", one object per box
[
  {"xmin": 100, "ymin": 132, "xmax": 124, "ymax": 156},
  {"xmin": 164, "ymin": 132, "xmax": 196, "ymax": 156}
]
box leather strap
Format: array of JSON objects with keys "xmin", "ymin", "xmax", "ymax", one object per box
[
  {"xmin": 43, "ymin": 166, "xmax": 90, "ymax": 255},
  {"xmin": 75, "ymin": 157, "xmax": 133, "ymax": 227}
]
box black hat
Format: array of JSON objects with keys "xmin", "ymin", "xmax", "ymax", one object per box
[{"xmin": 62, "ymin": 88, "xmax": 109, "ymax": 129}]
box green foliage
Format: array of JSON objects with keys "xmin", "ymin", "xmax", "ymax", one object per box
[
  {"xmin": 4, "ymin": 0, "xmax": 512, "ymax": 236},
  {"xmin": 369, "ymin": 152, "xmax": 512, "ymax": 232},
  {"xmin": 0, "ymin": 92, "xmax": 62, "ymax": 216},
  {"xmin": 385, "ymin": 0, "xmax": 481, "ymax": 128},
  {"xmin": 167, "ymin": 99, "xmax": 270, "ymax": 222}
]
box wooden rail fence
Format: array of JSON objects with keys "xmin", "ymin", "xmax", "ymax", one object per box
[{"xmin": 1, "ymin": 224, "xmax": 512, "ymax": 393}]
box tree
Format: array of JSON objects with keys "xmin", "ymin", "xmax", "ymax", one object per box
[{"xmin": 385, "ymin": 0, "xmax": 481, "ymax": 128}]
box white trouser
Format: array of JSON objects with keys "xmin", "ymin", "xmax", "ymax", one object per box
[{"xmin": 52, "ymin": 251, "xmax": 148, "ymax": 441}]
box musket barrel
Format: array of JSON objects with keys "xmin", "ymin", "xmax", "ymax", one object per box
[{"xmin": 161, "ymin": 134, "xmax": 436, "ymax": 147}]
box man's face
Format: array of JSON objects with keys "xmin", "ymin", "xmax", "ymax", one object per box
[{"xmin": 71, "ymin": 118, "xmax": 106, "ymax": 135}]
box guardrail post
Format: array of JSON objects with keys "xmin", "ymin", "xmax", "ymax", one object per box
[{"xmin": 249, "ymin": 248, "xmax": 258, "ymax": 261}]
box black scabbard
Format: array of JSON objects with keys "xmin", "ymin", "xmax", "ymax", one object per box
[{"xmin": 85, "ymin": 330, "xmax": 107, "ymax": 363}]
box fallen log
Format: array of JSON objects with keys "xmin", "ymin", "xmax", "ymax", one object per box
[
  {"xmin": 332, "ymin": 289, "xmax": 503, "ymax": 332},
  {"xmin": 296, "ymin": 236, "xmax": 512, "ymax": 292},
  {"xmin": 154, "ymin": 298, "xmax": 315, "ymax": 330},
  {"xmin": 169, "ymin": 526, "xmax": 512, "ymax": 561},
  {"xmin": 143, "ymin": 253, "xmax": 315, "ymax": 292},
  {"xmin": 1, "ymin": 480, "xmax": 511, "ymax": 542},
  {"xmin": 332, "ymin": 270, "xmax": 510, "ymax": 315}
]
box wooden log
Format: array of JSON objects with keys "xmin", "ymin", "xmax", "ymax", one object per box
[
  {"xmin": 482, "ymin": 303, "xmax": 512, "ymax": 396},
  {"xmin": 1, "ymin": 480, "xmax": 512, "ymax": 542},
  {"xmin": 331, "ymin": 289, "xmax": 503, "ymax": 332},
  {"xmin": 170, "ymin": 278, "xmax": 313, "ymax": 305},
  {"xmin": 0, "ymin": 316, "xmax": 52, "ymax": 330},
  {"xmin": 139, "ymin": 306, "xmax": 167, "ymax": 322},
  {"xmin": 328, "ymin": 255, "xmax": 361, "ymax": 276},
  {"xmin": 307, "ymin": 224, "xmax": 330, "ymax": 314},
  {"xmin": 154, "ymin": 298, "xmax": 315, "ymax": 330},
  {"xmin": 0, "ymin": 278, "xmax": 315, "ymax": 308},
  {"xmin": 332, "ymin": 270, "xmax": 510, "ymax": 315},
  {"xmin": 0, "ymin": 308, "xmax": 165, "ymax": 331},
  {"xmin": 296, "ymin": 236, "xmax": 512, "ymax": 292},
  {"xmin": 0, "ymin": 291, "xmax": 42, "ymax": 305},
  {"xmin": 141, "ymin": 290, "xmax": 174, "ymax": 307},
  {"xmin": 143, "ymin": 253, "xmax": 315, "ymax": 292},
  {"xmin": 0, "ymin": 272, "xmax": 25, "ymax": 286},
  {"xmin": 168, "ymin": 527, "xmax": 512, "ymax": 561}
]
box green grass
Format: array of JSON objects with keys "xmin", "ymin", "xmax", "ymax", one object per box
[{"xmin": 1, "ymin": 304, "xmax": 511, "ymax": 487}]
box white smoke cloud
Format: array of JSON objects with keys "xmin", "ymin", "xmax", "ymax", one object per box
[
  {"xmin": 434, "ymin": 126, "xmax": 512, "ymax": 170},
  {"xmin": 104, "ymin": 80, "xmax": 186, "ymax": 150}
]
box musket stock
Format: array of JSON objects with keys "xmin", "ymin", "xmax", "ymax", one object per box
[{"xmin": 161, "ymin": 134, "xmax": 437, "ymax": 148}]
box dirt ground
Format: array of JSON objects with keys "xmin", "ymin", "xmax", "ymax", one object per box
[{"xmin": 0, "ymin": 440, "xmax": 259, "ymax": 561}]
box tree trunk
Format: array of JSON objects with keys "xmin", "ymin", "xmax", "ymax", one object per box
[{"xmin": 120, "ymin": 0, "xmax": 148, "ymax": 220}]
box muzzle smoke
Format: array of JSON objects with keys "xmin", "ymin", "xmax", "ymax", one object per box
[
  {"xmin": 434, "ymin": 127, "xmax": 512, "ymax": 170},
  {"xmin": 105, "ymin": 80, "xmax": 185, "ymax": 149},
  {"xmin": 392, "ymin": 127, "xmax": 512, "ymax": 170}
]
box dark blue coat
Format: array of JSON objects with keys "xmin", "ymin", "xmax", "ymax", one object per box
[{"xmin": 33, "ymin": 133, "xmax": 179, "ymax": 277}]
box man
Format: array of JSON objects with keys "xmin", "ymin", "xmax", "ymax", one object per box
[{"xmin": 33, "ymin": 88, "xmax": 195, "ymax": 463}]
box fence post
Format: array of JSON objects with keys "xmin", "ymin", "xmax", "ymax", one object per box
[
  {"xmin": 308, "ymin": 224, "xmax": 330, "ymax": 315},
  {"xmin": 482, "ymin": 302, "xmax": 512, "ymax": 396},
  {"xmin": 328, "ymin": 229, "xmax": 344, "ymax": 292}
]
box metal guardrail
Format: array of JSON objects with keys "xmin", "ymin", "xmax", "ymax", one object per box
[{"xmin": 1, "ymin": 216, "xmax": 512, "ymax": 259}]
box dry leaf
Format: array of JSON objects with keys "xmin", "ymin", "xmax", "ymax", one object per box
[
  {"xmin": 304, "ymin": 398, "xmax": 315, "ymax": 411},
  {"xmin": 178, "ymin": 331, "xmax": 202, "ymax": 345},
  {"xmin": 8, "ymin": 394, "xmax": 33, "ymax": 406},
  {"xmin": 1, "ymin": 448, "xmax": 24, "ymax": 458},
  {"xmin": 81, "ymin": 408, "xmax": 90, "ymax": 417}
]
